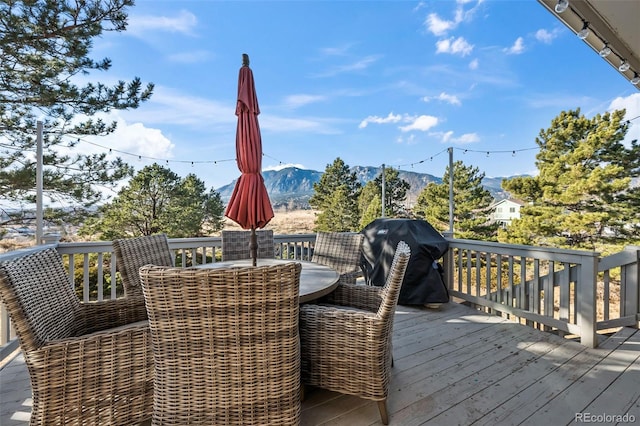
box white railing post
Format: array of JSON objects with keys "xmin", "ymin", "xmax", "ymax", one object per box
[{"xmin": 579, "ymin": 253, "xmax": 598, "ymax": 348}]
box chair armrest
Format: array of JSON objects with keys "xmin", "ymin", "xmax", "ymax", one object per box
[
  {"xmin": 79, "ymin": 296, "xmax": 148, "ymax": 334},
  {"xmin": 300, "ymin": 304, "xmax": 377, "ymax": 327},
  {"xmin": 337, "ymin": 270, "xmax": 363, "ymax": 285},
  {"xmin": 29, "ymin": 320, "xmax": 151, "ymax": 381},
  {"xmin": 320, "ymin": 283, "xmax": 382, "ymax": 312}
]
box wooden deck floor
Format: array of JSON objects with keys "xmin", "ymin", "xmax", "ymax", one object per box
[{"xmin": 2, "ymin": 301, "xmax": 640, "ymax": 425}]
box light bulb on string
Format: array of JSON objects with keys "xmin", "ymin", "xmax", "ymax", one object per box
[
  {"xmin": 577, "ymin": 21, "xmax": 589, "ymax": 40},
  {"xmin": 599, "ymin": 43, "xmax": 611, "ymax": 57},
  {"xmin": 631, "ymin": 72, "xmax": 640, "ymax": 85},
  {"xmin": 619, "ymin": 60, "xmax": 630, "ymax": 72},
  {"xmin": 554, "ymin": 0, "xmax": 569, "ymax": 13}
]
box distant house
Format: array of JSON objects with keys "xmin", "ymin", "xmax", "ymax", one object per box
[{"xmin": 489, "ymin": 198, "xmax": 525, "ymax": 228}]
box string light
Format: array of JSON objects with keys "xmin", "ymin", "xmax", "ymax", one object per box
[
  {"xmin": 577, "ymin": 21, "xmax": 589, "ymax": 40},
  {"xmin": 619, "ymin": 60, "xmax": 630, "ymax": 72},
  {"xmin": 552, "ymin": 1, "xmax": 639, "ymax": 88},
  {"xmin": 598, "ymin": 43, "xmax": 611, "ymax": 58},
  {"xmin": 632, "ymin": 73, "xmax": 640, "ymax": 85},
  {"xmin": 554, "ymin": 0, "xmax": 568, "ymax": 13}
]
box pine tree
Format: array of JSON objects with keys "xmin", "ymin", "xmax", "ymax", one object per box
[
  {"xmin": 414, "ymin": 161, "xmax": 497, "ymax": 240},
  {"xmin": 501, "ymin": 108, "xmax": 640, "ymax": 249},
  {"xmin": 358, "ymin": 167, "xmax": 410, "ymax": 228},
  {"xmin": 310, "ymin": 158, "xmax": 361, "ymax": 231},
  {"xmin": 0, "ymin": 1, "xmax": 153, "ymax": 221},
  {"xmin": 80, "ymin": 164, "xmax": 224, "ymax": 239}
]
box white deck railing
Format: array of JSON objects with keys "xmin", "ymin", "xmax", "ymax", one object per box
[
  {"xmin": 443, "ymin": 239, "xmax": 640, "ymax": 347},
  {"xmin": 1, "ymin": 235, "xmax": 639, "ymax": 357}
]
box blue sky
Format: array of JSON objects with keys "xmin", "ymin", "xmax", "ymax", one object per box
[{"xmin": 81, "ymin": 0, "xmax": 640, "ymax": 194}]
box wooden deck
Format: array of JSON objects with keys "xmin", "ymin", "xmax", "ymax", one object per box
[{"xmin": 2, "ymin": 301, "xmax": 640, "ymax": 425}]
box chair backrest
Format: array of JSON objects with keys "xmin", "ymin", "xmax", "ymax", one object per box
[
  {"xmin": 112, "ymin": 234, "xmax": 174, "ymax": 297},
  {"xmin": 221, "ymin": 229, "xmax": 275, "ymax": 261},
  {"xmin": 377, "ymin": 240, "xmax": 411, "ymax": 319},
  {"xmin": 140, "ymin": 262, "xmax": 302, "ymax": 425},
  {"xmin": 311, "ymin": 232, "xmax": 364, "ymax": 275},
  {"xmin": 0, "ymin": 247, "xmax": 82, "ymax": 353}
]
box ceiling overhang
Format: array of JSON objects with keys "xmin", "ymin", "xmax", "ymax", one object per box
[{"xmin": 538, "ymin": 0, "xmax": 640, "ymax": 91}]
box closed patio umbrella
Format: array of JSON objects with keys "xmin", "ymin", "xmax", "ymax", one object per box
[{"xmin": 224, "ymin": 54, "xmax": 274, "ymax": 266}]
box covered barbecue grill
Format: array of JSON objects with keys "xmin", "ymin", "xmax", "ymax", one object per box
[{"xmin": 360, "ymin": 218, "xmax": 450, "ymax": 305}]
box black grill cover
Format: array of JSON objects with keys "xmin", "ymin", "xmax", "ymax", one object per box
[{"xmin": 360, "ymin": 218, "xmax": 449, "ymax": 305}]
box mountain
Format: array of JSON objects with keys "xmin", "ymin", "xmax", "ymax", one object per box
[
  {"xmin": 217, "ymin": 166, "xmax": 515, "ymax": 209},
  {"xmin": 217, "ymin": 167, "xmax": 323, "ymax": 209}
]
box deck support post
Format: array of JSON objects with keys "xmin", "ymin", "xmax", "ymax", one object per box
[{"xmin": 579, "ymin": 253, "xmax": 598, "ymax": 348}]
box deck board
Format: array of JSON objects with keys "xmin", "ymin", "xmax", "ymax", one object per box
[{"xmin": 2, "ymin": 301, "xmax": 640, "ymax": 425}]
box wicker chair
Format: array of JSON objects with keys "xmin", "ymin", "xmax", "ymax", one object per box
[
  {"xmin": 300, "ymin": 241, "xmax": 411, "ymax": 425},
  {"xmin": 112, "ymin": 233, "xmax": 175, "ymax": 299},
  {"xmin": 0, "ymin": 247, "xmax": 153, "ymax": 425},
  {"xmin": 221, "ymin": 229, "xmax": 275, "ymax": 261},
  {"xmin": 139, "ymin": 262, "xmax": 302, "ymax": 425},
  {"xmin": 311, "ymin": 231, "xmax": 364, "ymax": 285}
]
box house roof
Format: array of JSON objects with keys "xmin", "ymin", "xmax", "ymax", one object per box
[{"xmin": 537, "ymin": 0, "xmax": 640, "ymax": 90}]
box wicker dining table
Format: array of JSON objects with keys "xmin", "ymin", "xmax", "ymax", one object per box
[{"xmin": 195, "ymin": 258, "xmax": 340, "ymax": 303}]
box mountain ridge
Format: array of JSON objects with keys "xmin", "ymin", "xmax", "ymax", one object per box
[{"xmin": 217, "ymin": 166, "xmax": 515, "ymax": 209}]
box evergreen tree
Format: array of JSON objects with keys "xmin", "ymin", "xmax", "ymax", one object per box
[
  {"xmin": 500, "ymin": 108, "xmax": 640, "ymax": 249},
  {"xmin": 358, "ymin": 167, "xmax": 410, "ymax": 228},
  {"xmin": 310, "ymin": 158, "xmax": 361, "ymax": 231},
  {"xmin": 0, "ymin": 1, "xmax": 153, "ymax": 221},
  {"xmin": 80, "ymin": 164, "xmax": 224, "ymax": 239},
  {"xmin": 414, "ymin": 161, "xmax": 497, "ymax": 240}
]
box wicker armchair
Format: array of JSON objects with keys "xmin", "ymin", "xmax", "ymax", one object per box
[
  {"xmin": 221, "ymin": 229, "xmax": 275, "ymax": 260},
  {"xmin": 0, "ymin": 247, "xmax": 153, "ymax": 425},
  {"xmin": 139, "ymin": 262, "xmax": 302, "ymax": 425},
  {"xmin": 300, "ymin": 241, "xmax": 411, "ymax": 425},
  {"xmin": 311, "ymin": 231, "xmax": 364, "ymax": 284},
  {"xmin": 112, "ymin": 233, "xmax": 175, "ymax": 299}
]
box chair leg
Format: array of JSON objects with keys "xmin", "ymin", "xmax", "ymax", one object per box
[{"xmin": 377, "ymin": 400, "xmax": 389, "ymax": 425}]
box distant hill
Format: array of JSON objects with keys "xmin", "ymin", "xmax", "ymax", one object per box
[{"xmin": 217, "ymin": 166, "xmax": 518, "ymax": 209}]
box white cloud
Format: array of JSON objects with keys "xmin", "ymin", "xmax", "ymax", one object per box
[
  {"xmin": 128, "ymin": 10, "xmax": 198, "ymax": 37},
  {"xmin": 609, "ymin": 93, "xmax": 640, "ymax": 147},
  {"xmin": 452, "ymin": 132, "xmax": 480, "ymax": 144},
  {"xmin": 436, "ymin": 37, "xmax": 474, "ymax": 56},
  {"xmin": 469, "ymin": 58, "xmax": 479, "ymax": 70},
  {"xmin": 432, "ymin": 130, "xmax": 480, "ymax": 144},
  {"xmin": 319, "ymin": 44, "xmax": 356, "ymax": 56},
  {"xmin": 424, "ymin": 0, "xmax": 484, "ymax": 36},
  {"xmin": 423, "ymin": 92, "xmax": 461, "ymax": 106},
  {"xmin": 359, "ymin": 112, "xmax": 403, "ymax": 128},
  {"xmin": 283, "ymin": 94, "xmax": 327, "ymax": 109},
  {"xmin": 438, "ymin": 92, "xmax": 461, "ymax": 106},
  {"xmin": 504, "ymin": 37, "xmax": 525, "ymax": 55},
  {"xmin": 59, "ymin": 112, "xmax": 175, "ymax": 163},
  {"xmin": 426, "ymin": 13, "xmax": 456, "ymax": 36},
  {"xmin": 312, "ymin": 55, "xmax": 382, "ymax": 78},
  {"xmin": 535, "ymin": 28, "xmax": 558, "ymax": 44},
  {"xmin": 399, "ymin": 115, "xmax": 439, "ymax": 132}
]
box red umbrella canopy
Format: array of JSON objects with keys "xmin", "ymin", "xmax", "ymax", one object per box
[{"xmin": 224, "ymin": 54, "xmax": 274, "ymax": 230}]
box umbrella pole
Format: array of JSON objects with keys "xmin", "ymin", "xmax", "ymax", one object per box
[{"xmin": 250, "ymin": 227, "xmax": 258, "ymax": 267}]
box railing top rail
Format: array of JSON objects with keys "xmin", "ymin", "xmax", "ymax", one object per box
[{"xmin": 447, "ymin": 237, "xmax": 600, "ymax": 262}]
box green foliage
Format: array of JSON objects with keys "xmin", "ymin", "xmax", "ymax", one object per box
[
  {"xmin": 501, "ymin": 109, "xmax": 640, "ymax": 249},
  {"xmin": 358, "ymin": 167, "xmax": 410, "ymax": 228},
  {"xmin": 414, "ymin": 160, "xmax": 497, "ymax": 240},
  {"xmin": 0, "ymin": 1, "xmax": 153, "ymax": 221},
  {"xmin": 80, "ymin": 164, "xmax": 225, "ymax": 239},
  {"xmin": 310, "ymin": 158, "xmax": 361, "ymax": 231}
]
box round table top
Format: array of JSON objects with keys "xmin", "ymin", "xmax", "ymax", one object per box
[{"xmin": 195, "ymin": 258, "xmax": 339, "ymax": 303}]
